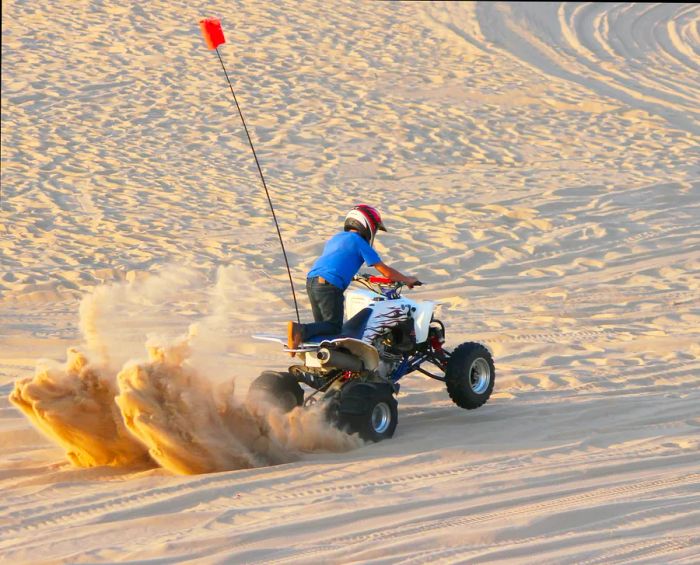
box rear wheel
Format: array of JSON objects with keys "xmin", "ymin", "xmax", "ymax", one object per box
[
  {"xmin": 445, "ymin": 342, "xmax": 495, "ymax": 410},
  {"xmin": 335, "ymin": 383, "xmax": 398, "ymax": 442},
  {"xmin": 248, "ymin": 371, "xmax": 304, "ymax": 413}
]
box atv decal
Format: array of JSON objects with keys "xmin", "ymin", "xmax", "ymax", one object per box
[{"xmin": 361, "ymin": 305, "xmax": 410, "ymax": 343}]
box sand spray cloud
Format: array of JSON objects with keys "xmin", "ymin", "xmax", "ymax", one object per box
[{"xmin": 10, "ymin": 268, "xmax": 361, "ymax": 474}]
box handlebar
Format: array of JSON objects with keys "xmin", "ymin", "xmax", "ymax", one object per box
[{"xmin": 354, "ymin": 274, "xmax": 424, "ymax": 288}]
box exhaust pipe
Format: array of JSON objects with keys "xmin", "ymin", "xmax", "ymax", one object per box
[{"xmin": 317, "ymin": 348, "xmax": 364, "ymax": 372}]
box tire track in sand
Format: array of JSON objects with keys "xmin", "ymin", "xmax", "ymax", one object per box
[
  {"xmin": 261, "ymin": 473, "xmax": 699, "ymax": 564},
  {"xmin": 1, "ymin": 442, "xmax": 690, "ymax": 540}
]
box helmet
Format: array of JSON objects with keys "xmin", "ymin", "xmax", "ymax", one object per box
[{"xmin": 344, "ymin": 204, "xmax": 387, "ymax": 246}]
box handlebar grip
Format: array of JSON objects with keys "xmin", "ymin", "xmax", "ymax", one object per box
[{"xmin": 413, "ymin": 281, "xmax": 423, "ymax": 286}]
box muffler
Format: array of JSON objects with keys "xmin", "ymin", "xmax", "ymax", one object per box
[{"xmin": 317, "ymin": 347, "xmax": 364, "ymax": 372}]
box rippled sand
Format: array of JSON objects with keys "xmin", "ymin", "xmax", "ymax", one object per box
[{"xmin": 1, "ymin": 1, "xmax": 699, "ymax": 562}]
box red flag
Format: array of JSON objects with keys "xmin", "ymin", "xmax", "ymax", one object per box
[{"xmin": 200, "ymin": 18, "xmax": 225, "ymax": 50}]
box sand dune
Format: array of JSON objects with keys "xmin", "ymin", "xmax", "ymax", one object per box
[{"xmin": 2, "ymin": 0, "xmax": 699, "ymax": 562}]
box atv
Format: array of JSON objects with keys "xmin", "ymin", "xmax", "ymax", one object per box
[{"xmin": 250, "ymin": 275, "xmax": 495, "ymax": 441}]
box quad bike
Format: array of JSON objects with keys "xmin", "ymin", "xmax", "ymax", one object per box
[{"xmin": 250, "ymin": 275, "xmax": 495, "ymax": 442}]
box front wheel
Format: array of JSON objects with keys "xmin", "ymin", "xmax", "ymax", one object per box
[{"xmin": 445, "ymin": 342, "xmax": 495, "ymax": 410}]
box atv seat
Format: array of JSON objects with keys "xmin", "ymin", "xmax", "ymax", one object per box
[{"xmin": 304, "ymin": 307, "xmax": 373, "ymax": 344}]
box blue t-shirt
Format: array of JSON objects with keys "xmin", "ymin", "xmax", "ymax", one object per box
[{"xmin": 308, "ymin": 232, "xmax": 382, "ymax": 290}]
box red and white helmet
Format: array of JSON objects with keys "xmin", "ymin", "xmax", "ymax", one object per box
[{"xmin": 344, "ymin": 204, "xmax": 387, "ymax": 246}]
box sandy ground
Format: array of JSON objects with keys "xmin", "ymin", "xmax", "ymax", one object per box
[{"xmin": 2, "ymin": 1, "xmax": 700, "ymax": 563}]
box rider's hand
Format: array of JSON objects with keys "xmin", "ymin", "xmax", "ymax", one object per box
[
  {"xmin": 374, "ymin": 262, "xmax": 421, "ymax": 288},
  {"xmin": 404, "ymin": 276, "xmax": 420, "ymax": 288}
]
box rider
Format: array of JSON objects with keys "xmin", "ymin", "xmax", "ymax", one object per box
[{"xmin": 287, "ymin": 204, "xmax": 419, "ymax": 353}]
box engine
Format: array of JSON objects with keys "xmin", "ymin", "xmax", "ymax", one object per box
[{"xmin": 373, "ymin": 319, "xmax": 416, "ymax": 378}]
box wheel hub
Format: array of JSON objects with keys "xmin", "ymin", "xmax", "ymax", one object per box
[
  {"xmin": 469, "ymin": 358, "xmax": 491, "ymax": 394},
  {"xmin": 371, "ymin": 402, "xmax": 392, "ymax": 434}
]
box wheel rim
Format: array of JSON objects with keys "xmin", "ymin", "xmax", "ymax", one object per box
[
  {"xmin": 469, "ymin": 358, "xmax": 491, "ymax": 394},
  {"xmin": 371, "ymin": 402, "xmax": 392, "ymax": 434}
]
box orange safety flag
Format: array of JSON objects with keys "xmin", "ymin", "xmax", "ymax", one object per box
[{"xmin": 199, "ymin": 18, "xmax": 225, "ymax": 50}]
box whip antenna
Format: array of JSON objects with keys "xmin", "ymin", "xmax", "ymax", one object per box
[{"xmin": 200, "ymin": 18, "xmax": 300, "ymax": 323}]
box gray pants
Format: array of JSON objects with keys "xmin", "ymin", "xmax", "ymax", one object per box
[{"xmin": 301, "ymin": 276, "xmax": 344, "ymax": 340}]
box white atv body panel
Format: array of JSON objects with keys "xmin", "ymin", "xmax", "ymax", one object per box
[
  {"xmin": 345, "ymin": 288, "xmax": 436, "ymax": 345},
  {"xmin": 412, "ymin": 300, "xmax": 437, "ymax": 343},
  {"xmin": 252, "ymin": 334, "xmax": 379, "ymax": 371},
  {"xmin": 305, "ymin": 337, "xmax": 380, "ymax": 371},
  {"xmin": 345, "ymin": 289, "xmax": 379, "ymax": 319}
]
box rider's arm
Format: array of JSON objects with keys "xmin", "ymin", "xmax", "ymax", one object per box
[{"xmin": 374, "ymin": 262, "xmax": 419, "ymax": 288}]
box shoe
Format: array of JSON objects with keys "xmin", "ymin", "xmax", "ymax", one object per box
[{"xmin": 287, "ymin": 321, "xmax": 303, "ymax": 357}]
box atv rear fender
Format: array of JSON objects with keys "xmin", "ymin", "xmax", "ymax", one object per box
[{"xmin": 339, "ymin": 381, "xmax": 395, "ymax": 415}]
